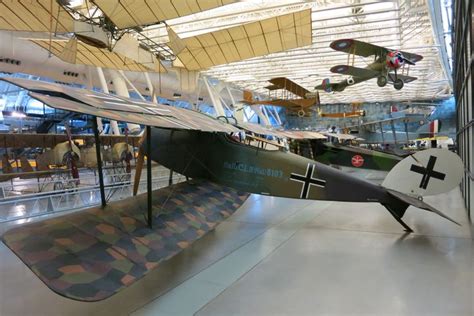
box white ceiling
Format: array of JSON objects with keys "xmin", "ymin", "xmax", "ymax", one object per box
[{"xmin": 159, "ymin": 0, "xmax": 450, "ymax": 104}]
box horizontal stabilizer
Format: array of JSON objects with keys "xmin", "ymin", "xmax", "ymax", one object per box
[{"xmin": 387, "ymin": 189, "xmax": 460, "ymax": 226}]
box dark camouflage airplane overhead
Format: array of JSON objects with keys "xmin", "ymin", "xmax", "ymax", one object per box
[{"xmin": 312, "ymin": 39, "xmax": 423, "ymax": 93}]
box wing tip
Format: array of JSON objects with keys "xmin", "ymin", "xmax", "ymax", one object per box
[{"xmin": 330, "ymin": 39, "xmax": 353, "ymax": 51}]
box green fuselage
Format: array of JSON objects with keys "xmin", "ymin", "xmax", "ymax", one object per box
[
  {"xmin": 148, "ymin": 128, "xmax": 405, "ymax": 208},
  {"xmin": 300, "ymin": 141, "xmax": 402, "ymax": 171}
]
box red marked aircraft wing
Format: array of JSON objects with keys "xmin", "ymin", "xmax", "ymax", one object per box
[
  {"xmin": 331, "ymin": 39, "xmax": 423, "ymax": 63},
  {"xmin": 330, "ymin": 39, "xmax": 387, "ymax": 57}
]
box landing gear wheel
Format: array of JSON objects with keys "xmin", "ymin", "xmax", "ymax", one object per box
[
  {"xmin": 394, "ymin": 79, "xmax": 404, "ymax": 90},
  {"xmin": 377, "ymin": 76, "xmax": 387, "ymax": 87},
  {"xmin": 297, "ymin": 110, "xmax": 305, "ymax": 117}
]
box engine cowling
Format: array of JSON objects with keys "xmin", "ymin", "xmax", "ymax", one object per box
[{"xmin": 347, "ymin": 76, "xmax": 355, "ymax": 85}]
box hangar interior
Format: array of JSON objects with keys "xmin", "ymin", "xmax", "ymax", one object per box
[{"xmin": 0, "ymin": 0, "xmax": 472, "ymax": 315}]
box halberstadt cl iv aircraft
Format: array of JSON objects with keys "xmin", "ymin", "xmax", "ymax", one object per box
[
  {"xmin": 314, "ymin": 39, "xmax": 423, "ymax": 92},
  {"xmin": 0, "ymin": 78, "xmax": 464, "ymax": 302},
  {"xmin": 0, "ymin": 77, "xmax": 462, "ymax": 233}
]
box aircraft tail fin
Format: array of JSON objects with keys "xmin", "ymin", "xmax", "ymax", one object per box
[
  {"xmin": 416, "ymin": 119, "xmax": 441, "ymax": 137},
  {"xmin": 321, "ymin": 78, "xmax": 333, "ymax": 93},
  {"xmin": 243, "ymin": 90, "xmax": 253, "ymax": 102},
  {"xmin": 382, "ymin": 148, "xmax": 463, "ymax": 197}
]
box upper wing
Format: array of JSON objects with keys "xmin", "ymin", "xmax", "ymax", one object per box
[
  {"xmin": 321, "ymin": 132, "xmax": 362, "ymax": 140},
  {"xmin": 330, "ymin": 65, "xmax": 379, "ymax": 79},
  {"xmin": 268, "ymin": 77, "xmax": 310, "ymax": 98},
  {"xmin": 346, "ymin": 115, "xmax": 423, "ymax": 129},
  {"xmin": 399, "ymin": 51, "xmax": 423, "ymax": 63},
  {"xmin": 330, "ymin": 39, "xmax": 387, "ymax": 57},
  {"xmin": 240, "ymin": 122, "xmax": 326, "ymax": 139},
  {"xmin": 1, "ymin": 78, "xmax": 239, "ymax": 133}
]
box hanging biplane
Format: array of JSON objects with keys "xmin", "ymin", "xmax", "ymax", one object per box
[
  {"xmin": 242, "ymin": 77, "xmax": 320, "ymax": 117},
  {"xmin": 344, "ymin": 115, "xmax": 441, "ymax": 145},
  {"xmin": 0, "ymin": 78, "xmax": 464, "ymax": 302},
  {"xmin": 313, "ymin": 39, "xmax": 423, "ymax": 92}
]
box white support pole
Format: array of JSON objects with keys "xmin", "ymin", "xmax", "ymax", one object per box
[
  {"xmin": 273, "ymin": 107, "xmax": 282, "ymax": 125},
  {"xmin": 109, "ymin": 69, "xmax": 141, "ymax": 134},
  {"xmin": 261, "ymin": 106, "xmax": 272, "ymax": 126},
  {"xmin": 266, "ymin": 106, "xmax": 282, "ymax": 126},
  {"xmin": 203, "ymin": 77, "xmax": 226, "ymax": 117},
  {"xmin": 96, "ymin": 67, "xmax": 120, "ymax": 135},
  {"xmin": 250, "ymin": 105, "xmax": 271, "ymax": 126},
  {"xmin": 118, "ymin": 70, "xmax": 146, "ymax": 101},
  {"xmin": 194, "ymin": 77, "xmax": 202, "ymax": 111},
  {"xmin": 88, "ymin": 67, "xmax": 103, "ymax": 133},
  {"xmin": 144, "ymin": 72, "xmax": 157, "ymax": 104}
]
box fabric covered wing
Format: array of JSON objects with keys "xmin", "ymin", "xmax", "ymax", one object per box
[
  {"xmin": 268, "ymin": 77, "xmax": 310, "ymax": 98},
  {"xmin": 330, "ymin": 65, "xmax": 379, "ymax": 79},
  {"xmin": 240, "ymin": 122, "xmax": 326, "ymax": 139},
  {"xmin": 2, "ymin": 180, "xmax": 250, "ymax": 301},
  {"xmin": 399, "ymin": 51, "xmax": 423, "ymax": 63},
  {"xmin": 1, "ymin": 78, "xmax": 239, "ymax": 133},
  {"xmin": 330, "ymin": 39, "xmax": 386, "ymax": 57}
]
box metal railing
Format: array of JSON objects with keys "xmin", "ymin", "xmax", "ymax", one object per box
[{"xmin": 0, "ymin": 167, "xmax": 184, "ymax": 223}]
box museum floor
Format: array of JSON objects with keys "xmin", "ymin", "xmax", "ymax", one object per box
[{"xmin": 0, "ymin": 187, "xmax": 472, "ymax": 316}]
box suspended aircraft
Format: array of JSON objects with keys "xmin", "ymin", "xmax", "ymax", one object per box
[
  {"xmin": 344, "ymin": 115, "xmax": 441, "ymax": 144},
  {"xmin": 317, "ymin": 102, "xmax": 366, "ymax": 118},
  {"xmin": 313, "ymin": 39, "xmax": 423, "ymax": 92},
  {"xmin": 241, "ymin": 77, "xmax": 320, "ymax": 117}
]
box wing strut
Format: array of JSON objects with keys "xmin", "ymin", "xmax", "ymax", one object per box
[
  {"xmin": 146, "ymin": 126, "xmax": 153, "ymax": 228},
  {"xmin": 93, "ymin": 116, "xmax": 107, "ymax": 207}
]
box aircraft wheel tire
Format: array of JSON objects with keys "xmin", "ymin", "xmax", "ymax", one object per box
[
  {"xmin": 297, "ymin": 110, "xmax": 305, "ymax": 117},
  {"xmin": 377, "ymin": 76, "xmax": 387, "ymax": 87},
  {"xmin": 394, "ymin": 79, "xmax": 404, "ymax": 90}
]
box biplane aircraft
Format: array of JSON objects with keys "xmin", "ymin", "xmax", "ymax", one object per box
[
  {"xmin": 345, "ymin": 115, "xmax": 441, "ymax": 144},
  {"xmin": 313, "ymin": 39, "xmax": 423, "ymax": 92},
  {"xmin": 0, "ymin": 78, "xmax": 464, "ymax": 302},
  {"xmin": 242, "ymin": 77, "xmax": 320, "ymax": 117}
]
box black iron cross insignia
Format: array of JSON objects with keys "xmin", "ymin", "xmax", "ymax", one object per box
[
  {"xmin": 410, "ymin": 155, "xmax": 446, "ymax": 189},
  {"xmin": 290, "ymin": 163, "xmax": 326, "ymax": 199}
]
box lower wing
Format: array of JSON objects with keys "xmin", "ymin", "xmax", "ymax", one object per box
[
  {"xmin": 391, "ymin": 74, "xmax": 418, "ymax": 83},
  {"xmin": 330, "ymin": 65, "xmax": 379, "ymax": 79}
]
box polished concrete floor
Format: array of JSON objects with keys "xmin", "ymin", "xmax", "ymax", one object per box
[{"xmin": 0, "ymin": 188, "xmax": 472, "ymax": 315}]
